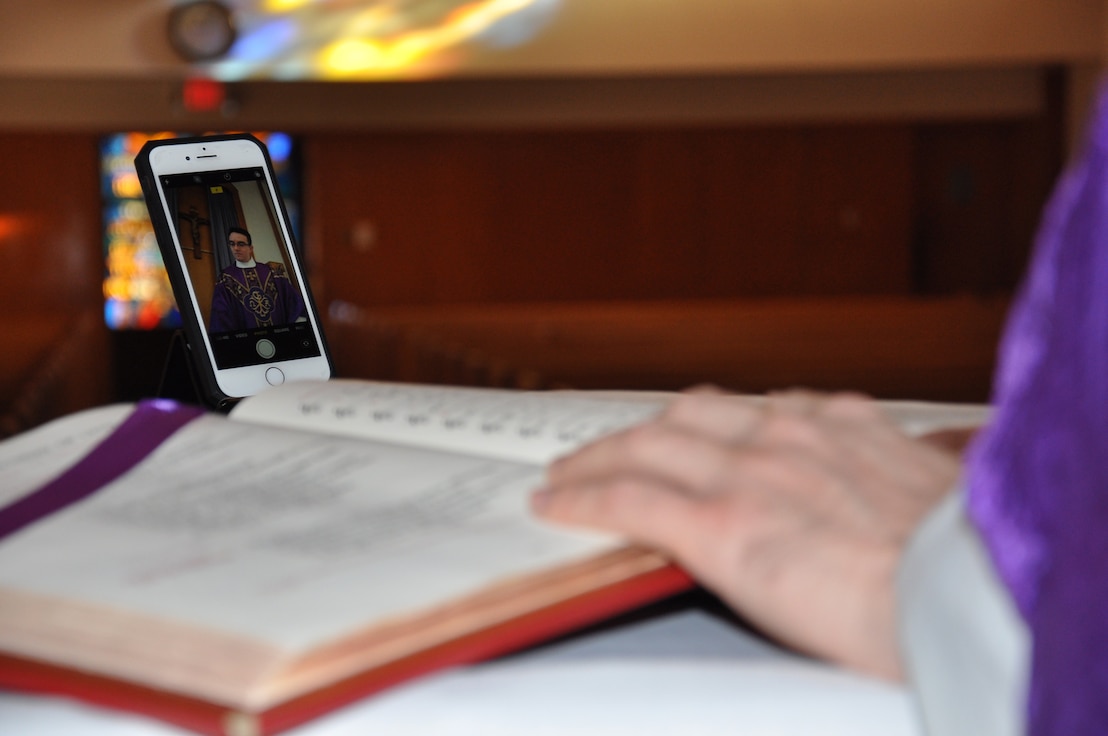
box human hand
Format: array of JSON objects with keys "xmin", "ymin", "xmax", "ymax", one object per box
[{"xmin": 531, "ymin": 388, "xmax": 962, "ymax": 680}]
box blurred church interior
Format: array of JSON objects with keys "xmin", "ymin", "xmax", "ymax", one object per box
[{"xmin": 2, "ymin": 0, "xmax": 1104, "ymax": 436}]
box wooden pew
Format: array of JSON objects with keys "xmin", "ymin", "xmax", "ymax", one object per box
[
  {"xmin": 1, "ymin": 312, "xmax": 111, "ymax": 438},
  {"xmin": 325, "ymin": 296, "xmax": 1010, "ymax": 402}
]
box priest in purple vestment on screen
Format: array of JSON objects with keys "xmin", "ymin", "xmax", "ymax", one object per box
[{"xmin": 209, "ymin": 226, "xmax": 306, "ymax": 333}]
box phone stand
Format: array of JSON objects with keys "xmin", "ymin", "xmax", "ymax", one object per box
[{"xmin": 157, "ymin": 331, "xmax": 218, "ymax": 410}]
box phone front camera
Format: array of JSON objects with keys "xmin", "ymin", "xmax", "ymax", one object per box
[{"xmin": 186, "ymin": 156, "xmax": 191, "ymax": 161}]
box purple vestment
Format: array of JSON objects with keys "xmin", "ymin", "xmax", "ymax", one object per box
[
  {"xmin": 209, "ymin": 261, "xmax": 306, "ymax": 333},
  {"xmin": 967, "ymin": 88, "xmax": 1108, "ymax": 733}
]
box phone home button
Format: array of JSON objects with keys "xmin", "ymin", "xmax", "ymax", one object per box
[
  {"xmin": 265, "ymin": 366, "xmax": 285, "ymax": 386},
  {"xmin": 255, "ymin": 338, "xmax": 276, "ymax": 359}
]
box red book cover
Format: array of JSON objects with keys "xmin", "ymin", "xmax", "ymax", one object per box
[{"xmin": 0, "ymin": 563, "xmax": 693, "ymax": 736}]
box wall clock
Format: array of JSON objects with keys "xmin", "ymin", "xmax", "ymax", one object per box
[{"xmin": 167, "ymin": 1, "xmax": 237, "ymax": 62}]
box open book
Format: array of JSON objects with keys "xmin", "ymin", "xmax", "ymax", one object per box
[
  {"xmin": 0, "ymin": 379, "xmax": 694, "ymax": 736},
  {"xmin": 0, "ymin": 379, "xmax": 988, "ymax": 736}
]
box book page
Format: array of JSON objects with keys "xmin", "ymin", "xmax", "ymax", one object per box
[
  {"xmin": 0, "ymin": 404, "xmax": 133, "ymax": 506},
  {"xmin": 231, "ymin": 379, "xmax": 665, "ymax": 464},
  {"xmin": 231, "ymin": 380, "xmax": 989, "ymax": 464},
  {"xmin": 0, "ymin": 414, "xmax": 621, "ymax": 658},
  {"xmin": 879, "ymin": 400, "xmax": 991, "ymax": 436},
  {"xmin": 584, "ymin": 391, "xmax": 992, "ymax": 437}
]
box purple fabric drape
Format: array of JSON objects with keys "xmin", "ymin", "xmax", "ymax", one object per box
[{"xmin": 967, "ymin": 88, "xmax": 1108, "ymax": 733}]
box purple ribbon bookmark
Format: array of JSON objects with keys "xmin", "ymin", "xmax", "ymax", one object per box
[{"xmin": 0, "ymin": 400, "xmax": 205, "ymax": 541}]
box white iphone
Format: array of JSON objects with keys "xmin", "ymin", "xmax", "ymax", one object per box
[{"xmin": 136, "ymin": 134, "xmax": 333, "ymax": 408}]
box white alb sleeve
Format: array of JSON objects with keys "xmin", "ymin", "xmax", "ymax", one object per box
[{"xmin": 896, "ymin": 490, "xmax": 1030, "ymax": 736}]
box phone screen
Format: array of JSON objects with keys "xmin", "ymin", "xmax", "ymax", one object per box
[{"xmin": 158, "ymin": 165, "xmax": 324, "ymax": 370}]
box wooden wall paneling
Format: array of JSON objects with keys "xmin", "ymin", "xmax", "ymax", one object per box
[
  {"xmin": 993, "ymin": 72, "xmax": 1065, "ymax": 290},
  {"xmin": 911, "ymin": 118, "xmax": 1060, "ymax": 294},
  {"xmin": 0, "ymin": 133, "xmax": 103, "ymax": 314},
  {"xmin": 403, "ymin": 134, "xmax": 500, "ymax": 303},
  {"xmin": 1000, "ymin": 126, "xmax": 1061, "ymax": 286},
  {"xmin": 913, "ymin": 122, "xmax": 1026, "ymax": 293},
  {"xmin": 307, "ymin": 133, "xmax": 488, "ymax": 306},
  {"xmin": 693, "ymin": 127, "xmax": 806, "ymax": 296},
  {"xmin": 796, "ymin": 125, "xmax": 914, "ymax": 294},
  {"xmin": 911, "ymin": 73, "xmax": 1063, "ymax": 295},
  {"xmin": 0, "ymin": 132, "xmax": 111, "ymax": 425},
  {"xmin": 308, "ymin": 106, "xmax": 1059, "ymax": 311},
  {"xmin": 480, "ymin": 130, "xmax": 640, "ymax": 302},
  {"xmin": 310, "ymin": 124, "xmax": 922, "ymax": 309},
  {"xmin": 621, "ymin": 130, "xmax": 701, "ymax": 299}
]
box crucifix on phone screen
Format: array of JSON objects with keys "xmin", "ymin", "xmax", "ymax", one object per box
[{"xmin": 178, "ymin": 206, "xmax": 211, "ymax": 259}]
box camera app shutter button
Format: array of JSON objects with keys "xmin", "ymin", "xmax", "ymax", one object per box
[{"xmin": 255, "ymin": 338, "xmax": 276, "ymax": 359}]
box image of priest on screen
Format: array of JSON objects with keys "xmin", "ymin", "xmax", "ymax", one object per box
[{"xmin": 209, "ymin": 226, "xmax": 306, "ymax": 333}]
